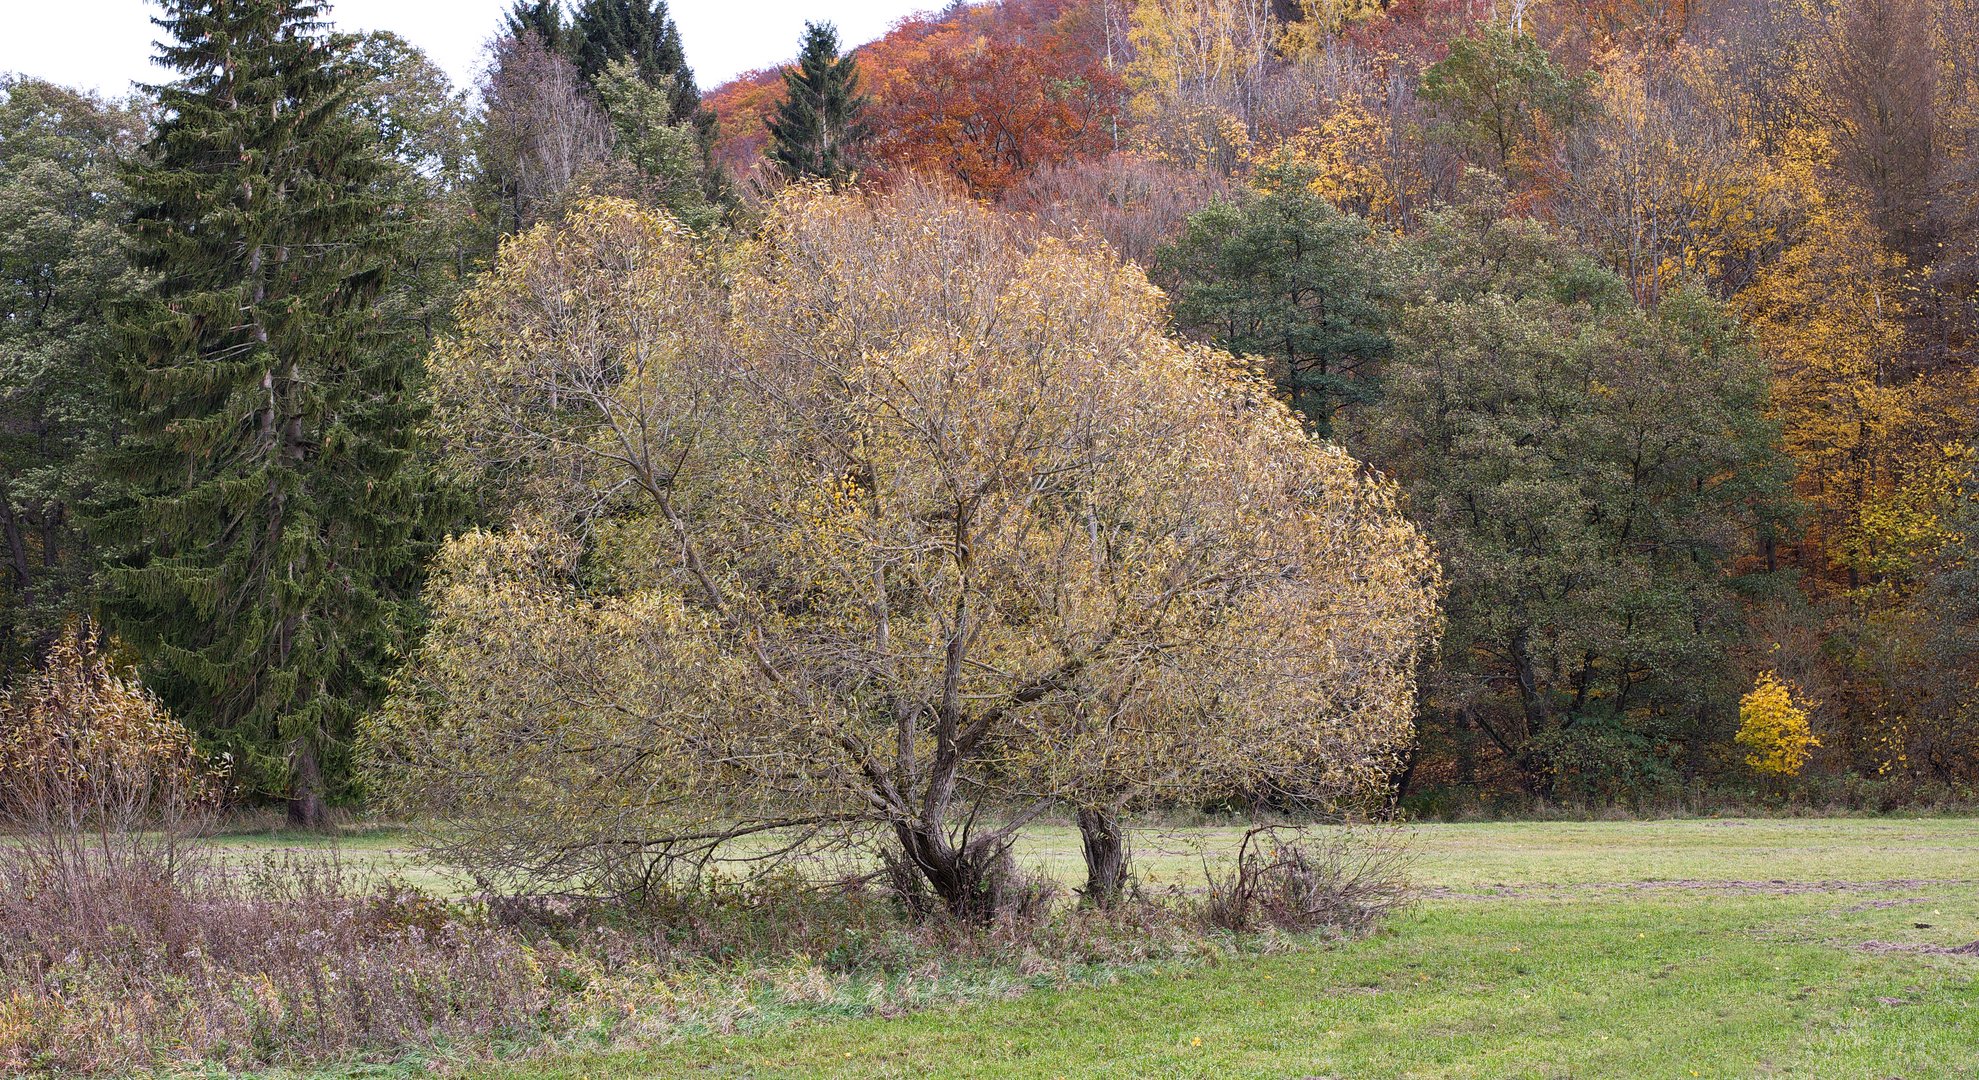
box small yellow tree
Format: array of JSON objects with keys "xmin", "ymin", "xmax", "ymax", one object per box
[{"xmin": 1735, "ymin": 671, "xmax": 1819, "ymax": 777}]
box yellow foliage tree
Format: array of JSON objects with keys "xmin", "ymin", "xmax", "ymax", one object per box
[
  {"xmin": 1125, "ymin": 0, "xmax": 1277, "ymax": 170},
  {"xmin": 373, "ymin": 189, "xmax": 1441, "ymax": 914},
  {"xmin": 1732, "ymin": 192, "xmax": 1967, "ymax": 592},
  {"xmin": 1735, "ymin": 670, "xmax": 1819, "ymax": 777},
  {"xmin": 1278, "ymin": 0, "xmax": 1386, "ymax": 56},
  {"xmin": 1556, "ymin": 55, "xmax": 1803, "ymax": 302},
  {"xmin": 1251, "ymin": 98, "xmax": 1425, "ymax": 227}
]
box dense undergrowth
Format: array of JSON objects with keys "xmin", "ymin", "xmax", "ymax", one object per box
[{"xmin": 0, "ymin": 828, "xmax": 1404, "ymax": 1077}]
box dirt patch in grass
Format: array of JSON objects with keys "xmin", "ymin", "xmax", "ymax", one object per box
[
  {"xmin": 1855, "ymin": 938, "xmax": 1979, "ymax": 956},
  {"xmin": 1628, "ymin": 878, "xmax": 1970, "ymax": 894},
  {"xmin": 1420, "ymin": 878, "xmax": 1975, "ymax": 900},
  {"xmin": 1841, "ymin": 897, "xmax": 1931, "ymax": 912},
  {"xmin": 1417, "ymin": 887, "xmax": 1534, "ymax": 900}
]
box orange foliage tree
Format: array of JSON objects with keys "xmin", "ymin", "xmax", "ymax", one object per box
[
  {"xmin": 705, "ymin": 0, "xmax": 1124, "ymax": 197},
  {"xmin": 865, "ymin": 7, "xmax": 1124, "ymax": 197}
]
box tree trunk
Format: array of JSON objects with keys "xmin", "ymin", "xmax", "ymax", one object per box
[
  {"xmin": 286, "ymin": 741, "xmax": 329, "ymax": 830},
  {"xmin": 1390, "ymin": 739, "xmax": 1422, "ymax": 806},
  {"xmin": 892, "ymin": 819, "xmax": 1014, "ymax": 923},
  {"xmin": 1076, "ymin": 807, "xmax": 1129, "ymax": 908},
  {"xmin": 0, "ymin": 478, "xmax": 34, "ymax": 603},
  {"xmin": 1508, "ymin": 627, "xmax": 1551, "ymax": 736},
  {"xmin": 1506, "ymin": 628, "xmax": 1558, "ymax": 799}
]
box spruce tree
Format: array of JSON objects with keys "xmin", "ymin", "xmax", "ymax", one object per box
[
  {"xmin": 100, "ymin": 0, "xmax": 430, "ymax": 826},
  {"xmin": 765, "ymin": 22, "xmax": 869, "ymax": 184},
  {"xmin": 504, "ymin": 0, "xmax": 570, "ymax": 56},
  {"xmin": 570, "ymin": 0, "xmax": 700, "ymax": 124},
  {"xmin": 570, "ymin": 0, "xmax": 721, "ymax": 199}
]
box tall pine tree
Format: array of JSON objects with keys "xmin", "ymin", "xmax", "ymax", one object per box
[
  {"xmin": 100, "ymin": 0, "xmax": 431, "ymax": 826},
  {"xmin": 765, "ymin": 22, "xmax": 869, "ymax": 184},
  {"xmin": 570, "ymin": 0, "xmax": 700, "ymax": 124},
  {"xmin": 570, "ymin": 0, "xmax": 720, "ymax": 199},
  {"xmin": 504, "ymin": 0, "xmax": 569, "ymax": 55}
]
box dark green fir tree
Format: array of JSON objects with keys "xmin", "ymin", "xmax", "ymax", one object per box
[
  {"xmin": 99, "ymin": 0, "xmax": 432, "ymax": 826},
  {"xmin": 765, "ymin": 22, "xmax": 869, "ymax": 184},
  {"xmin": 571, "ymin": 0, "xmax": 701, "ymax": 124},
  {"xmin": 504, "ymin": 0, "xmax": 570, "ymax": 55},
  {"xmin": 570, "ymin": 0, "xmax": 722, "ymax": 199}
]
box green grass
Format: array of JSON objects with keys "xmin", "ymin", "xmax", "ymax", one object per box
[
  {"xmin": 1009, "ymin": 816, "xmax": 1979, "ymax": 888},
  {"xmin": 221, "ymin": 818, "xmax": 1979, "ymax": 1079},
  {"xmin": 245, "ymin": 815, "xmax": 1979, "ymax": 891},
  {"xmin": 487, "ymin": 894, "xmax": 1979, "ymax": 1080}
]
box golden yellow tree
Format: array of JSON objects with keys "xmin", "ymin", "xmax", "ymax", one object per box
[
  {"xmin": 1733, "ymin": 193, "xmax": 1952, "ymax": 590},
  {"xmin": 1735, "ymin": 670, "xmax": 1819, "ymax": 777},
  {"xmin": 1125, "ymin": 0, "xmax": 1277, "ymax": 170},
  {"xmin": 1250, "ymin": 99, "xmax": 1426, "ymax": 227},
  {"xmin": 1556, "ymin": 54, "xmax": 1801, "ymax": 302},
  {"xmin": 371, "ymin": 189, "xmax": 1440, "ymax": 914}
]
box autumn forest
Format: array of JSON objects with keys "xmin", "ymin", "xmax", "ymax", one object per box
[
  {"xmin": 669, "ymin": 0, "xmax": 1979, "ymax": 812},
  {"xmin": 5, "ymin": 0, "xmax": 1979, "ymax": 1073},
  {"xmin": 10, "ymin": 0, "xmax": 1975, "ymax": 817}
]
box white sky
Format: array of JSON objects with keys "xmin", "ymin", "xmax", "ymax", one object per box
[{"xmin": 0, "ymin": 0, "xmax": 933, "ymax": 98}]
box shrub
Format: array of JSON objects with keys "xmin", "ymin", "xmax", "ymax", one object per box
[
  {"xmin": 0, "ymin": 623, "xmax": 224, "ymax": 832},
  {"xmin": 1203, "ymin": 824, "xmax": 1413, "ymax": 936},
  {"xmin": 0, "ymin": 850, "xmax": 547, "ymax": 1075},
  {"xmin": 0, "ymin": 623, "xmax": 227, "ymax": 929}
]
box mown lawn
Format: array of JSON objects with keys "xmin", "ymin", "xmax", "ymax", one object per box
[{"xmin": 240, "ymin": 818, "xmax": 1979, "ymax": 1079}]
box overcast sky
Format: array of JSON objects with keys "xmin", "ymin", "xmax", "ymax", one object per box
[{"xmin": 2, "ymin": 0, "xmax": 932, "ymax": 98}]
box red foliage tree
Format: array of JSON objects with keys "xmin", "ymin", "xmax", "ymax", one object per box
[
  {"xmin": 704, "ymin": 0, "xmax": 1123, "ymax": 198},
  {"xmin": 701, "ymin": 67, "xmax": 782, "ymax": 179},
  {"xmin": 867, "ymin": 27, "xmax": 1122, "ymax": 197}
]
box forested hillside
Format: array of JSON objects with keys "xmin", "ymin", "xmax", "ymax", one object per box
[
  {"xmin": 4, "ymin": 0, "xmax": 1978, "ymax": 826},
  {"xmin": 710, "ymin": 0, "xmax": 1979, "ymax": 810}
]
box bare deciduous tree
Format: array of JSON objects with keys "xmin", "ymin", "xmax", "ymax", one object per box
[
  {"xmin": 477, "ymin": 31, "xmax": 612, "ymax": 231},
  {"xmin": 1009, "ymin": 151, "xmax": 1232, "ymax": 267},
  {"xmin": 1824, "ymin": 0, "xmax": 1938, "ymax": 261}
]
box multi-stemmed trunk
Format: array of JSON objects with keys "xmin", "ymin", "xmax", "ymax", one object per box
[
  {"xmin": 891, "ymin": 818, "xmax": 1020, "ymax": 923},
  {"xmin": 1077, "ymin": 807, "xmax": 1129, "ymax": 908}
]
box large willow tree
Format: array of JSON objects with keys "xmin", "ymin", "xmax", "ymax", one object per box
[
  {"xmin": 369, "ymin": 187, "xmax": 1439, "ymax": 914},
  {"xmin": 98, "ymin": 0, "xmax": 430, "ymax": 826}
]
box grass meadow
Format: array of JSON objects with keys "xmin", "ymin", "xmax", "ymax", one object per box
[{"xmin": 214, "ymin": 817, "xmax": 1979, "ymax": 1080}]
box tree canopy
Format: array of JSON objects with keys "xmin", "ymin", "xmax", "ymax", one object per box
[
  {"xmin": 369, "ymin": 188, "xmax": 1439, "ymax": 910},
  {"xmin": 1159, "ymin": 161, "xmax": 1394, "ymax": 434},
  {"xmin": 0, "ymin": 80, "xmax": 145, "ymax": 671},
  {"xmin": 1349, "ymin": 191, "xmax": 1794, "ymax": 800}
]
